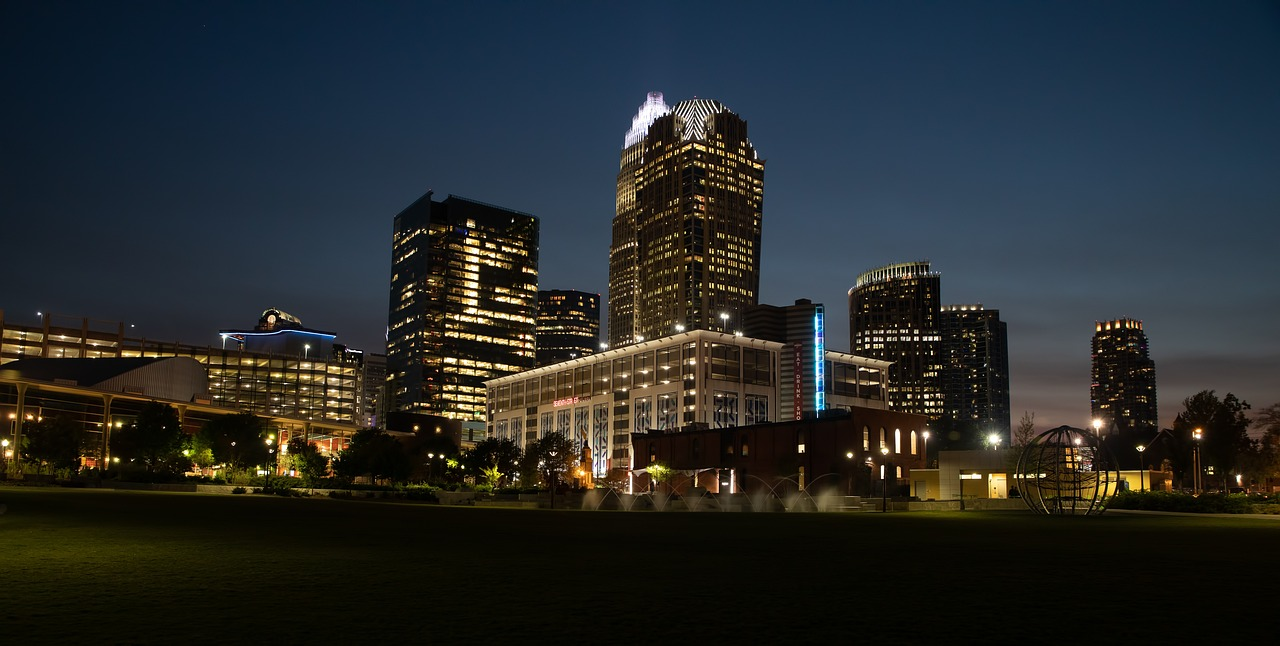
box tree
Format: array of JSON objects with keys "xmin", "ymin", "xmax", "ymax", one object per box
[
  {"xmin": 110, "ymin": 402, "xmax": 189, "ymax": 473},
  {"xmin": 522, "ymin": 433, "xmax": 576, "ymax": 490},
  {"xmin": 462, "ymin": 437, "xmax": 522, "ymax": 488},
  {"xmin": 22, "ymin": 415, "xmax": 88, "ymax": 473},
  {"xmin": 332, "ymin": 429, "xmax": 411, "ymax": 484},
  {"xmin": 1013, "ymin": 411, "xmax": 1037, "ymax": 449},
  {"xmin": 197, "ymin": 412, "xmax": 272, "ymax": 472},
  {"xmin": 647, "ymin": 462, "xmax": 673, "ymax": 492},
  {"xmin": 1249, "ymin": 403, "xmax": 1280, "ymax": 485},
  {"xmin": 1006, "ymin": 411, "xmax": 1037, "ymax": 475},
  {"xmin": 1172, "ymin": 391, "xmax": 1252, "ymax": 490},
  {"xmin": 287, "ymin": 438, "xmax": 330, "ymax": 486},
  {"xmin": 407, "ymin": 428, "xmax": 460, "ymax": 483}
]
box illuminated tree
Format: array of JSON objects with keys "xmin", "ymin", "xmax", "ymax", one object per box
[
  {"xmin": 21, "ymin": 415, "xmax": 88, "ymax": 473},
  {"xmin": 522, "ymin": 433, "xmax": 576, "ymax": 490},
  {"xmin": 287, "ymin": 438, "xmax": 329, "ymax": 486},
  {"xmin": 110, "ymin": 402, "xmax": 189, "ymax": 473},
  {"xmin": 462, "ymin": 437, "xmax": 521, "ymax": 488},
  {"xmin": 198, "ymin": 412, "xmax": 271, "ymax": 472}
]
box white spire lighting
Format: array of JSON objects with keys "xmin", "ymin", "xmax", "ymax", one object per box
[{"xmin": 624, "ymin": 91, "xmax": 671, "ymax": 148}]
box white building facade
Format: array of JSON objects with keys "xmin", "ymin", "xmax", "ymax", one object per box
[{"xmin": 484, "ymin": 330, "xmax": 890, "ymax": 479}]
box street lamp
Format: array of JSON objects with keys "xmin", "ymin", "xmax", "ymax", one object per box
[
  {"xmin": 988, "ymin": 433, "xmax": 1001, "ymax": 451},
  {"xmin": 1092, "ymin": 418, "xmax": 1102, "ymax": 436},
  {"xmin": 548, "ymin": 449, "xmax": 559, "ymax": 509},
  {"xmin": 1191, "ymin": 428, "xmax": 1203, "ymax": 493},
  {"xmin": 880, "ymin": 446, "xmax": 890, "ymax": 512},
  {"xmin": 264, "ymin": 435, "xmax": 275, "ymax": 486},
  {"xmin": 719, "ymin": 312, "xmax": 729, "ymax": 333},
  {"xmin": 845, "ymin": 451, "xmax": 854, "ymax": 495},
  {"xmin": 1135, "ymin": 444, "xmax": 1147, "ymax": 491},
  {"xmin": 922, "ymin": 430, "xmax": 930, "ymax": 468}
]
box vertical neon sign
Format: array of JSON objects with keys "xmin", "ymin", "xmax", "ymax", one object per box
[{"xmin": 813, "ymin": 305, "xmax": 825, "ymax": 412}]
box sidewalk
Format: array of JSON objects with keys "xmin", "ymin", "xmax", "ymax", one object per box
[{"xmin": 1108, "ymin": 508, "xmax": 1280, "ymax": 520}]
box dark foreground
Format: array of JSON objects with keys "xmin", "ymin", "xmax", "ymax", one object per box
[{"xmin": 0, "ymin": 487, "xmax": 1275, "ymax": 643}]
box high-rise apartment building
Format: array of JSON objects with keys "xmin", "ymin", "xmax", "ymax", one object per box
[
  {"xmin": 536, "ymin": 290, "xmax": 600, "ymax": 367},
  {"xmin": 939, "ymin": 304, "xmax": 1011, "ymax": 436},
  {"xmin": 387, "ymin": 192, "xmax": 538, "ymax": 420},
  {"xmin": 608, "ymin": 92, "xmax": 765, "ymax": 346},
  {"xmin": 849, "ymin": 261, "xmax": 943, "ymax": 418},
  {"xmin": 1091, "ymin": 318, "xmax": 1157, "ymax": 436}
]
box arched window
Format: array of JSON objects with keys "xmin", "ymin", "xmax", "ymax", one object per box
[
  {"xmin": 911, "ymin": 430, "xmax": 918, "ymax": 454},
  {"xmin": 880, "ymin": 427, "xmax": 887, "ymax": 449},
  {"xmin": 741, "ymin": 435, "xmax": 750, "ymax": 457},
  {"xmin": 863, "ymin": 426, "xmax": 870, "ymax": 450},
  {"xmin": 894, "ymin": 428, "xmax": 901, "ymax": 454}
]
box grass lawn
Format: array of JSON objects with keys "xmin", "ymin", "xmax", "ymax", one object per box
[{"xmin": 1, "ymin": 486, "xmax": 1276, "ymax": 643}]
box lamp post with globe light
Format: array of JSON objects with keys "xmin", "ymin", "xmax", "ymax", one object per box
[
  {"xmin": 548, "ymin": 449, "xmax": 558, "ymax": 509},
  {"xmin": 1135, "ymin": 444, "xmax": 1146, "ymax": 491},
  {"xmin": 880, "ymin": 446, "xmax": 890, "ymax": 512},
  {"xmin": 1191, "ymin": 428, "xmax": 1203, "ymax": 493},
  {"xmin": 845, "ymin": 451, "xmax": 855, "ymax": 495}
]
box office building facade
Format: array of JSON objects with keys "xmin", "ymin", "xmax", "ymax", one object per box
[
  {"xmin": 608, "ymin": 92, "xmax": 765, "ymax": 346},
  {"xmin": 939, "ymin": 304, "xmax": 1011, "ymax": 436},
  {"xmin": 484, "ymin": 329, "xmax": 889, "ymax": 479},
  {"xmin": 387, "ymin": 192, "xmax": 538, "ymax": 420},
  {"xmin": 0, "ymin": 309, "xmax": 366, "ymax": 430},
  {"xmin": 1091, "ymin": 318, "xmax": 1157, "ymax": 435},
  {"xmin": 536, "ymin": 290, "xmax": 600, "ymax": 367},
  {"xmin": 849, "ymin": 261, "xmax": 943, "ymax": 418},
  {"xmin": 744, "ymin": 298, "xmax": 891, "ymax": 421}
]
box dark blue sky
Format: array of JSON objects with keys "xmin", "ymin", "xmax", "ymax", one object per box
[{"xmin": 3, "ymin": 1, "xmax": 1278, "ymax": 430}]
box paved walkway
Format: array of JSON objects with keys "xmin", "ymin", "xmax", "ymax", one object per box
[{"xmin": 1108, "ymin": 508, "xmax": 1280, "ymax": 520}]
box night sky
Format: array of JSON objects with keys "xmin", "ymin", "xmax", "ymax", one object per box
[{"xmin": 3, "ymin": 1, "xmax": 1278, "ymax": 431}]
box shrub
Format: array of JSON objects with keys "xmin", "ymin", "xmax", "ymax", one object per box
[
  {"xmin": 1108, "ymin": 490, "xmax": 1255, "ymax": 514},
  {"xmin": 232, "ymin": 487, "xmax": 247, "ymax": 495}
]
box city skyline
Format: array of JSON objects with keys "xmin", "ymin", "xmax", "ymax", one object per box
[{"xmin": 3, "ymin": 2, "xmax": 1278, "ymax": 431}]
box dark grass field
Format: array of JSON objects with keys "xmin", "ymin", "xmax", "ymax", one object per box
[{"xmin": 1, "ymin": 487, "xmax": 1276, "ymax": 644}]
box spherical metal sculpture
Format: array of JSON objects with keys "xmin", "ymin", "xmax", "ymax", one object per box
[{"xmin": 1014, "ymin": 425, "xmax": 1120, "ymax": 515}]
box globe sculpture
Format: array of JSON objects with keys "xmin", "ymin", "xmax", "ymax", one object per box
[{"xmin": 1014, "ymin": 425, "xmax": 1120, "ymax": 515}]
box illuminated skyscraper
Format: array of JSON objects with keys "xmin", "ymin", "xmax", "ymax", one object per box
[
  {"xmin": 608, "ymin": 92, "xmax": 765, "ymax": 346},
  {"xmin": 849, "ymin": 261, "xmax": 943, "ymax": 418},
  {"xmin": 1091, "ymin": 318, "xmax": 1157, "ymax": 435},
  {"xmin": 536, "ymin": 290, "xmax": 600, "ymax": 367},
  {"xmin": 939, "ymin": 304, "xmax": 1010, "ymax": 436},
  {"xmin": 386, "ymin": 192, "xmax": 538, "ymax": 420}
]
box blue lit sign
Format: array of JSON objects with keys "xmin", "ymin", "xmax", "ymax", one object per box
[{"xmin": 813, "ymin": 305, "xmax": 825, "ymax": 412}]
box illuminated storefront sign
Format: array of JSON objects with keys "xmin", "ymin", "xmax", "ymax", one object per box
[{"xmin": 813, "ymin": 305, "xmax": 825, "ymax": 412}]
